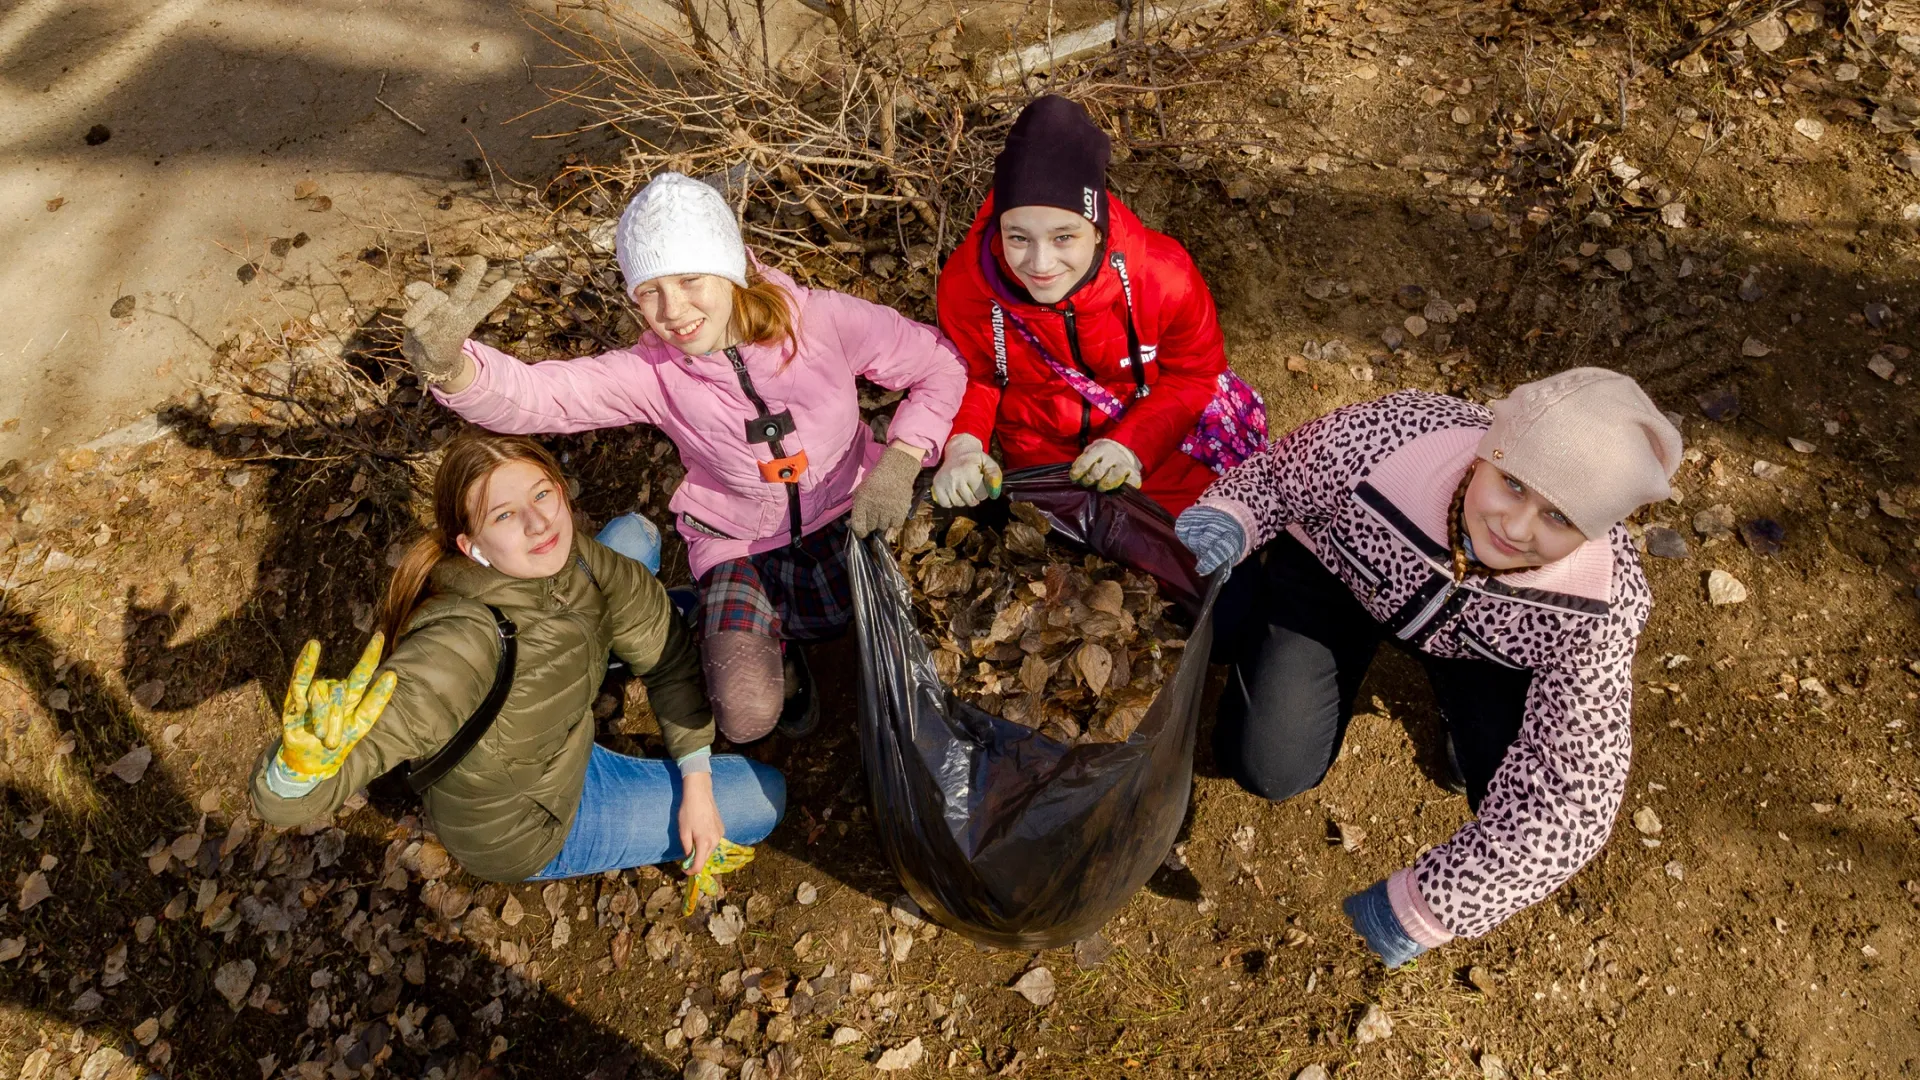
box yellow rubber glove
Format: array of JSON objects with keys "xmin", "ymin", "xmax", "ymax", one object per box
[
  {"xmin": 681, "ymin": 839, "xmax": 756, "ymax": 916},
  {"xmin": 274, "ymin": 635, "xmax": 398, "ymax": 784}
]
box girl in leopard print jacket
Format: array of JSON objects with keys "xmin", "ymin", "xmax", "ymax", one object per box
[{"xmin": 1174, "ymin": 369, "xmax": 1682, "ymax": 966}]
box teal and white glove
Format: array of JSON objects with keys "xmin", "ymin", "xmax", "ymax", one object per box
[
  {"xmin": 1069, "ymin": 438, "xmax": 1142, "ymax": 492},
  {"xmin": 1174, "ymin": 505, "xmax": 1246, "ymax": 576}
]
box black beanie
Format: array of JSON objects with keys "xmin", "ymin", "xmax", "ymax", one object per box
[{"xmin": 992, "ymin": 96, "xmax": 1111, "ymax": 232}]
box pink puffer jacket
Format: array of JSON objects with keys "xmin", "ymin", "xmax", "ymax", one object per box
[{"xmin": 436, "ymin": 264, "xmax": 966, "ymax": 579}]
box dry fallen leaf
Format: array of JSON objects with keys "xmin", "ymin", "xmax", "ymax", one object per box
[
  {"xmin": 874, "ymin": 1037, "xmax": 925, "ymax": 1071},
  {"xmin": 107, "ymin": 745, "xmax": 153, "ymax": 784},
  {"xmin": 1011, "ymin": 966, "xmax": 1056, "ymax": 1006},
  {"xmin": 709, "ymin": 904, "xmax": 746, "ymax": 945},
  {"xmin": 500, "ymin": 894, "xmax": 526, "ymax": 927},
  {"xmin": 18, "ymin": 871, "xmax": 51, "ymax": 912},
  {"xmin": 213, "ymin": 959, "xmax": 256, "ymax": 1010}
]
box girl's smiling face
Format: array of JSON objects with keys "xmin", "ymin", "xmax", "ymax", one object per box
[
  {"xmin": 456, "ymin": 460, "xmax": 574, "ymax": 579},
  {"xmin": 1461, "ymin": 462, "xmax": 1589, "ymax": 570},
  {"xmin": 632, "ymin": 273, "xmax": 737, "ymax": 356},
  {"xmin": 999, "ymin": 205, "xmax": 1099, "ymax": 304}
]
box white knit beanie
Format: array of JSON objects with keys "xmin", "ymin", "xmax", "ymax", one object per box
[
  {"xmin": 1475, "ymin": 367, "xmax": 1683, "ymax": 539},
  {"xmin": 614, "ymin": 172, "xmax": 748, "ymax": 296}
]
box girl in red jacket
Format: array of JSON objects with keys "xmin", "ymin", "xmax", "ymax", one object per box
[{"xmin": 932, "ymin": 96, "xmax": 1262, "ymax": 515}]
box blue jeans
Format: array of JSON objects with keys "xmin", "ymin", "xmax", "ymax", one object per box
[
  {"xmin": 596, "ymin": 513, "xmax": 662, "ymax": 575},
  {"xmin": 530, "ymin": 746, "xmax": 786, "ymax": 880}
]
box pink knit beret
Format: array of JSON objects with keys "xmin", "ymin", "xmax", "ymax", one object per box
[{"xmin": 1475, "ymin": 367, "xmax": 1683, "ymax": 539}]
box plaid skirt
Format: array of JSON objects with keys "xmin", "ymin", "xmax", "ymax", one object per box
[{"xmin": 696, "ymin": 515, "xmax": 854, "ymax": 642}]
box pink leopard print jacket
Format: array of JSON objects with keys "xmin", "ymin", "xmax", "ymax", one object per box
[{"xmin": 1193, "ymin": 390, "xmax": 1651, "ymax": 940}]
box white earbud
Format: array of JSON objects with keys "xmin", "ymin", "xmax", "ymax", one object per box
[{"xmin": 469, "ymin": 546, "xmax": 491, "ymax": 568}]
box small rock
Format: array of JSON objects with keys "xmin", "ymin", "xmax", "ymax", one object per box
[
  {"xmin": 1480, "ymin": 1053, "xmax": 1512, "ymax": 1080},
  {"xmin": 1464, "ymin": 210, "xmax": 1493, "ymax": 231},
  {"xmin": 1787, "ymin": 437, "xmax": 1816, "ymax": 454},
  {"xmin": 1423, "ymin": 297, "xmax": 1458, "ymax": 324},
  {"xmin": 1865, "ymin": 302, "xmax": 1893, "ymax": 329},
  {"xmin": 1295, "ymin": 1067, "xmax": 1332, "ymax": 1080},
  {"xmin": 1354, "ymin": 1004, "xmax": 1394, "ymax": 1043},
  {"xmin": 1286, "ymin": 354, "xmax": 1309, "ymax": 373},
  {"xmin": 795, "ymin": 882, "xmax": 817, "ymax": 905},
  {"xmin": 1451, "ymin": 105, "xmax": 1473, "ymax": 125},
  {"xmin": 1467, "ymin": 965, "xmax": 1495, "ymax": 993},
  {"xmin": 1706, "ymin": 569, "xmax": 1748, "ymax": 605},
  {"xmin": 1792, "ymin": 117, "xmax": 1826, "ymax": 142},
  {"xmin": 1604, "ymin": 248, "xmax": 1633, "ymax": 272},
  {"xmin": 1661, "ymin": 202, "xmax": 1689, "ymax": 228},
  {"xmin": 830, "ymin": 1026, "xmax": 863, "ymax": 1047},
  {"xmin": 1738, "ymin": 272, "xmax": 1765, "ymax": 303},
  {"xmin": 1380, "ymin": 326, "xmax": 1406, "ymax": 352},
  {"xmin": 1694, "ymin": 505, "xmax": 1736, "ymax": 538},
  {"xmin": 1644, "ymin": 527, "xmax": 1689, "ymax": 559},
  {"xmin": 1404, "ymin": 314, "xmax": 1429, "ymax": 337},
  {"xmin": 1011, "ymin": 967, "xmax": 1056, "ymax": 1007},
  {"xmin": 1869, "ymin": 354, "xmax": 1898, "ymax": 380},
  {"xmin": 1741, "ymin": 337, "xmax": 1773, "ymax": 357},
  {"xmin": 1753, "ymin": 460, "xmax": 1788, "ymax": 482},
  {"xmin": 1665, "ymin": 860, "xmax": 1685, "ymax": 881},
  {"xmin": 874, "ymin": 1037, "xmax": 925, "ymax": 1071},
  {"xmin": 1632, "ymin": 806, "xmax": 1663, "ymax": 835},
  {"xmin": 1394, "ymin": 284, "xmax": 1428, "ymax": 311},
  {"xmin": 1878, "ymin": 491, "xmax": 1909, "ymax": 519},
  {"xmin": 1834, "ymin": 62, "xmax": 1861, "ymax": 82}
]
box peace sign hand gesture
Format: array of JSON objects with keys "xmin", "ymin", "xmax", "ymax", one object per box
[{"xmin": 274, "ymin": 635, "xmax": 398, "ymax": 785}]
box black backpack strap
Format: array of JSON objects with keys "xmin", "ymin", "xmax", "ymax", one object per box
[{"xmin": 405, "ymin": 604, "xmax": 517, "ymax": 794}]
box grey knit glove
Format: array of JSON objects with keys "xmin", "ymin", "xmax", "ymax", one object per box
[
  {"xmin": 1174, "ymin": 505, "xmax": 1246, "ymax": 576},
  {"xmin": 849, "ymin": 445, "xmax": 925, "ymax": 538},
  {"xmin": 401, "ymin": 255, "xmax": 518, "ymax": 385}
]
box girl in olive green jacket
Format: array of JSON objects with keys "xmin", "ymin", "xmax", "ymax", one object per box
[{"xmin": 249, "ymin": 431, "xmax": 785, "ymax": 883}]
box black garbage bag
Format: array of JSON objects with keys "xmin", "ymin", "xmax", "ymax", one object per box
[{"xmin": 849, "ymin": 464, "xmax": 1222, "ymax": 950}]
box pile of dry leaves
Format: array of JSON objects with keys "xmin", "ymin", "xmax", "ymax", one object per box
[{"xmin": 897, "ymin": 502, "xmax": 1185, "ymax": 745}]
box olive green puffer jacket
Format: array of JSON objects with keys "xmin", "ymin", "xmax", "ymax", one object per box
[{"xmin": 249, "ymin": 533, "xmax": 711, "ymax": 881}]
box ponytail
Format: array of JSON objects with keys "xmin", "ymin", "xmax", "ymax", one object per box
[
  {"xmin": 731, "ymin": 271, "xmax": 798, "ymax": 362},
  {"xmin": 375, "ymin": 532, "xmax": 451, "ymax": 660}
]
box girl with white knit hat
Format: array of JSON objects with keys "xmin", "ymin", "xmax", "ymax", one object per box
[
  {"xmin": 399, "ymin": 172, "xmax": 966, "ymax": 743},
  {"xmin": 1174, "ymin": 368, "xmax": 1682, "ymax": 968}
]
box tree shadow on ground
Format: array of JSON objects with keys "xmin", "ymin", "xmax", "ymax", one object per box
[{"xmin": 0, "ymin": 587, "xmax": 697, "ymax": 1079}]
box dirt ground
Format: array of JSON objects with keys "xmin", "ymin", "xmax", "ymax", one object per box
[{"xmin": 3, "ymin": 1, "xmax": 1920, "ymax": 1078}]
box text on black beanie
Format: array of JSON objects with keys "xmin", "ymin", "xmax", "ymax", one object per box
[{"xmin": 992, "ymin": 96, "xmax": 1111, "ymax": 231}]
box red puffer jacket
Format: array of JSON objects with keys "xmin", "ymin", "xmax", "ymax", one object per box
[{"xmin": 936, "ymin": 194, "xmax": 1228, "ymax": 514}]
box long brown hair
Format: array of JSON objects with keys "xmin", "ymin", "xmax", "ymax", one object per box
[{"xmin": 375, "ymin": 430, "xmax": 569, "ymax": 656}]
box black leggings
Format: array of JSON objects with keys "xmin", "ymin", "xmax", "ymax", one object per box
[{"xmin": 1210, "ymin": 535, "xmax": 1534, "ymax": 813}]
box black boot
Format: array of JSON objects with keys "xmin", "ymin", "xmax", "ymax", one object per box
[
  {"xmin": 776, "ymin": 646, "xmax": 820, "ymax": 738},
  {"xmin": 1437, "ymin": 731, "xmax": 1468, "ymax": 796}
]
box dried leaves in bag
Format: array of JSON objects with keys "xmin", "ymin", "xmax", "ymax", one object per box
[{"xmin": 897, "ymin": 502, "xmax": 1187, "ymax": 745}]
